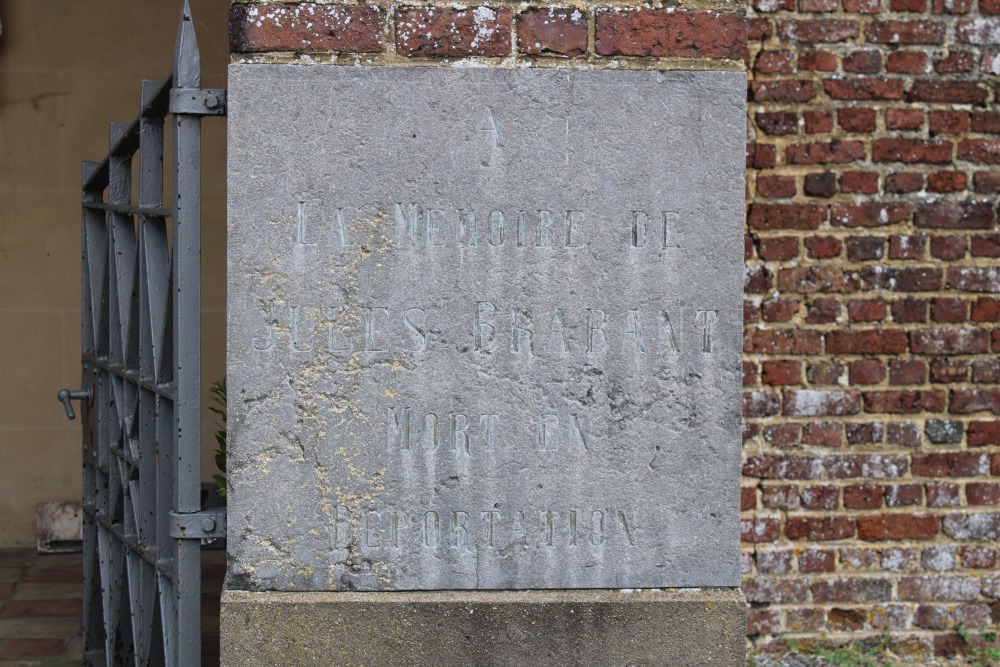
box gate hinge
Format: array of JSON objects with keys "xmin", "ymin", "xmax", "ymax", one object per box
[
  {"xmin": 169, "ymin": 88, "xmax": 226, "ymax": 116},
  {"xmin": 169, "ymin": 507, "xmax": 227, "ymax": 539}
]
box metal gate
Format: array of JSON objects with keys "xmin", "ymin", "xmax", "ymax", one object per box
[{"xmin": 58, "ymin": 3, "xmax": 225, "ymax": 664}]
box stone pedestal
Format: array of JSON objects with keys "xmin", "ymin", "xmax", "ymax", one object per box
[{"xmin": 222, "ymin": 589, "xmax": 746, "ymax": 666}]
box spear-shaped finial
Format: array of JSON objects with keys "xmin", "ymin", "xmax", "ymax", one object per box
[{"xmin": 173, "ymin": 0, "xmax": 201, "ymax": 88}]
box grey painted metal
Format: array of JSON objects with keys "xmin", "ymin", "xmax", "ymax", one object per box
[{"xmin": 70, "ymin": 2, "xmax": 224, "ymax": 664}]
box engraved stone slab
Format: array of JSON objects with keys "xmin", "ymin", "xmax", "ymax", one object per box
[{"xmin": 227, "ymin": 65, "xmax": 745, "ymax": 591}]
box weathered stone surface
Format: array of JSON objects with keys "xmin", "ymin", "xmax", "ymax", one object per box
[
  {"xmin": 220, "ymin": 589, "xmax": 748, "ymax": 667},
  {"xmin": 227, "ymin": 66, "xmax": 745, "ymax": 591}
]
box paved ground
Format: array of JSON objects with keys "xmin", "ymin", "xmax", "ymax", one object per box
[{"xmin": 0, "ymin": 549, "xmax": 224, "ymax": 666}]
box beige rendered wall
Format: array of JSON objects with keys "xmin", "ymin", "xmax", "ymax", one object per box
[{"xmin": 0, "ymin": 1, "xmax": 229, "ymax": 547}]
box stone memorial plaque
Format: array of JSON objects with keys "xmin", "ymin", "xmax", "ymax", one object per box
[{"xmin": 227, "ymin": 66, "xmax": 744, "ymax": 591}]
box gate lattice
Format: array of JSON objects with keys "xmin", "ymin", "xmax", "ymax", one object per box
[{"xmin": 59, "ymin": 3, "xmax": 225, "ymax": 664}]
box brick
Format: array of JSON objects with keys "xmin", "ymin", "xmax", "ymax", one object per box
[
  {"xmin": 783, "ymin": 390, "xmax": 861, "ymax": 416},
  {"xmin": 746, "ymin": 265, "xmax": 773, "ymax": 293},
  {"xmin": 885, "ymin": 172, "xmax": 924, "ymax": 193},
  {"xmin": 595, "ymin": 9, "xmax": 746, "ymax": 59},
  {"xmin": 786, "ymin": 608, "xmax": 827, "ymax": 632},
  {"xmin": 889, "ymin": 234, "xmax": 927, "ymax": 259},
  {"xmin": 927, "ymin": 481, "xmax": 961, "ymax": 506},
  {"xmin": 971, "ymin": 111, "xmax": 1000, "ymax": 133},
  {"xmin": 749, "ymin": 18, "xmax": 774, "ymax": 40},
  {"xmin": 950, "ymin": 389, "xmax": 1000, "ymax": 414},
  {"xmin": 892, "ymin": 0, "xmax": 927, "ymax": 9},
  {"xmin": 911, "ymin": 328, "xmax": 989, "ymax": 354},
  {"xmin": 847, "ymin": 421, "xmax": 884, "ymax": 444},
  {"xmin": 857, "ymin": 514, "xmax": 940, "ymax": 540},
  {"xmin": 927, "ymin": 171, "xmax": 967, "ymax": 193},
  {"xmin": 956, "ymin": 17, "xmax": 1000, "ymax": 43},
  {"xmin": 915, "ymin": 202, "xmax": 995, "ymax": 229},
  {"xmin": 845, "ymin": 484, "xmax": 884, "ymax": 509},
  {"xmin": 881, "ymin": 547, "xmax": 918, "ymax": 571},
  {"xmin": 892, "ymin": 297, "xmax": 928, "ymax": 323},
  {"xmin": 786, "ymin": 516, "xmax": 856, "ymax": 540},
  {"xmin": 961, "ymin": 546, "xmax": 997, "ymax": 568},
  {"xmin": 930, "ymin": 296, "xmax": 967, "ymax": 322},
  {"xmin": 800, "ymin": 549, "xmax": 836, "ymax": 573},
  {"xmin": 756, "ymin": 50, "xmax": 796, "ymax": 73},
  {"xmin": 885, "ymin": 107, "xmax": 924, "ymax": 130},
  {"xmin": 741, "ymin": 518, "xmax": 781, "ymax": 542},
  {"xmin": 799, "ymin": 50, "xmax": 839, "ymax": 71},
  {"xmin": 932, "ymin": 360, "xmax": 969, "ymax": 383},
  {"xmin": 804, "ymin": 172, "xmax": 837, "ymax": 197},
  {"xmin": 517, "ymin": 8, "xmax": 588, "ymax": 57},
  {"xmin": 973, "ymin": 359, "xmax": 1000, "ymax": 382},
  {"xmin": 888, "ymin": 421, "xmax": 921, "ymax": 446},
  {"xmin": 985, "ymin": 0, "xmax": 1000, "ymax": 12},
  {"xmin": 800, "ymin": 0, "xmax": 839, "ymax": 10},
  {"xmin": 748, "ymin": 143, "xmax": 777, "ymax": 169},
  {"xmin": 741, "ymin": 486, "xmax": 757, "ymax": 510},
  {"xmin": 779, "ymin": 266, "xmax": 859, "ymax": 293},
  {"xmin": 758, "ymin": 236, "xmax": 799, "ymax": 260},
  {"xmin": 756, "ymin": 112, "xmax": 799, "ymax": 136},
  {"xmin": 762, "ymin": 485, "xmax": 801, "ymax": 510},
  {"xmin": 826, "ymin": 330, "xmax": 908, "ymax": 354},
  {"xmin": 900, "ymin": 576, "xmax": 981, "ymax": 601},
  {"xmin": 757, "ymin": 549, "xmax": 794, "ymax": 574},
  {"xmin": 843, "ymin": 50, "xmax": 882, "ymax": 73},
  {"xmin": 847, "ymin": 297, "xmax": 886, "ymax": 320},
  {"xmin": 890, "ymin": 360, "xmax": 927, "ymax": 384},
  {"xmin": 802, "ymin": 484, "xmax": 840, "ymax": 509},
  {"xmin": 745, "ymin": 330, "xmax": 824, "ymax": 354},
  {"xmin": 805, "ymin": 235, "xmax": 842, "ymax": 259},
  {"xmin": 807, "ymin": 362, "xmax": 844, "ymax": 386},
  {"xmin": 743, "ymin": 361, "xmax": 758, "ymax": 386},
  {"xmin": 803, "ymin": 110, "xmax": 834, "ymax": 133},
  {"xmin": 396, "ymin": 7, "xmax": 512, "ymax": 57},
  {"xmin": 807, "ymin": 297, "xmax": 841, "ymax": 323},
  {"xmin": 803, "ymin": 420, "xmax": 843, "ymax": 445},
  {"xmin": 847, "ymin": 236, "xmax": 885, "ymax": 262},
  {"xmin": 910, "ymin": 81, "xmax": 989, "ymax": 105},
  {"xmin": 838, "ymin": 107, "xmax": 877, "ymax": 131},
  {"xmin": 777, "ymin": 19, "xmax": 860, "ymax": 42},
  {"xmin": 824, "ymin": 78, "xmax": 905, "ymax": 100},
  {"xmin": 748, "ymin": 203, "xmax": 825, "ymax": 230},
  {"xmin": 958, "ymin": 139, "xmax": 1000, "ymax": 164},
  {"xmin": 947, "ymin": 267, "xmax": 1000, "ymax": 292},
  {"xmin": 929, "ymin": 110, "xmax": 970, "ymax": 134},
  {"xmin": 934, "ymin": 50, "xmax": 975, "ymax": 72},
  {"xmin": 865, "ymin": 267, "xmax": 944, "ymax": 292},
  {"xmin": 971, "ymin": 298, "xmax": 1000, "ymax": 322},
  {"xmin": 230, "ymin": 4, "xmax": 384, "ymax": 53},
  {"xmin": 912, "ymin": 452, "xmax": 990, "ymax": 476},
  {"xmin": 812, "ymin": 577, "xmax": 892, "ymax": 602},
  {"xmin": 786, "ymin": 141, "xmax": 865, "ymax": 164},
  {"xmin": 972, "ymin": 237, "xmax": 1000, "ymax": 258},
  {"xmin": 968, "ymin": 483, "xmax": 1000, "ymax": 505},
  {"xmin": 850, "ymin": 359, "xmax": 887, "ymax": 384},
  {"xmin": 885, "ymin": 483, "xmax": 923, "ymax": 506},
  {"xmin": 933, "ymin": 0, "xmax": 973, "ymax": 11},
  {"xmin": 969, "ymin": 420, "xmax": 1000, "ymax": 445},
  {"xmin": 743, "ymin": 455, "xmax": 825, "ymax": 479},
  {"xmin": 747, "ymin": 608, "xmax": 782, "ymax": 635},
  {"xmin": 865, "ymin": 20, "xmax": 946, "ymax": 44},
  {"xmin": 942, "ymin": 513, "xmax": 1000, "ymax": 540},
  {"xmin": 742, "ymin": 578, "xmax": 811, "ymax": 603},
  {"xmin": 873, "ymin": 138, "xmax": 952, "ymax": 164},
  {"xmin": 826, "ymin": 454, "xmax": 909, "ymax": 478},
  {"xmin": 862, "ymin": 390, "xmax": 947, "ymax": 413},
  {"xmin": 841, "ymin": 171, "xmax": 879, "ymax": 193},
  {"xmin": 744, "ymin": 390, "xmax": 780, "ymax": 417},
  {"xmin": 762, "ymin": 360, "xmax": 803, "ymax": 385},
  {"xmin": 757, "ymin": 174, "xmax": 797, "ymax": 198},
  {"xmin": 930, "ymin": 236, "xmax": 968, "ymax": 261},
  {"xmin": 887, "ymin": 51, "xmax": 928, "ymax": 73},
  {"xmin": 831, "ymin": 202, "xmax": 911, "ymax": 227},
  {"xmin": 925, "ymin": 418, "xmax": 964, "ymax": 444},
  {"xmin": 843, "ymin": 0, "xmax": 881, "ymax": 10}
]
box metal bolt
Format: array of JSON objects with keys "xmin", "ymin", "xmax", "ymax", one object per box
[
  {"xmin": 205, "ymin": 94, "xmax": 220, "ymax": 109},
  {"xmin": 201, "ymin": 518, "xmax": 216, "ymax": 532}
]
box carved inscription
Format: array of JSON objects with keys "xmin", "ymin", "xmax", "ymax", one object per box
[{"xmin": 329, "ymin": 506, "xmax": 637, "ymax": 550}]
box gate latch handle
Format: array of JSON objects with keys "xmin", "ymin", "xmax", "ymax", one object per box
[{"xmin": 57, "ymin": 388, "xmax": 92, "ymax": 421}]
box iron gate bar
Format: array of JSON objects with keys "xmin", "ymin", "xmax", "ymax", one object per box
[{"xmin": 72, "ymin": 2, "xmax": 226, "ymax": 664}]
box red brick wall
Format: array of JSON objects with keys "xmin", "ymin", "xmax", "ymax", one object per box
[{"xmin": 745, "ymin": 0, "xmax": 1000, "ymax": 657}]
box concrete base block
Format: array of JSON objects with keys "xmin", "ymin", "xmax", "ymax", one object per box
[{"xmin": 221, "ymin": 587, "xmax": 746, "ymax": 666}]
